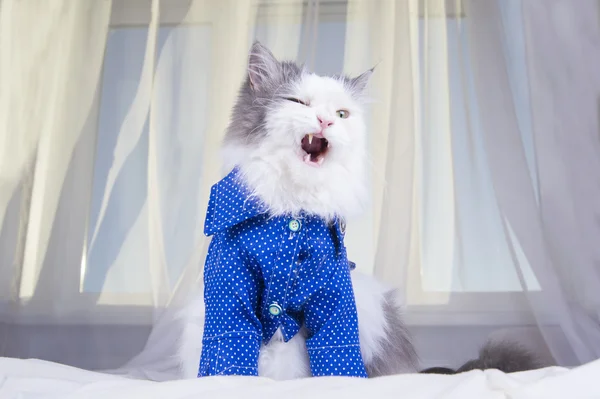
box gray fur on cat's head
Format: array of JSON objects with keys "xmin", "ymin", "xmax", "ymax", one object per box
[{"xmin": 224, "ymin": 41, "xmax": 373, "ymax": 150}]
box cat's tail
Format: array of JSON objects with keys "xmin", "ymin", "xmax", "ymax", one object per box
[{"xmin": 420, "ymin": 340, "xmax": 543, "ymax": 374}]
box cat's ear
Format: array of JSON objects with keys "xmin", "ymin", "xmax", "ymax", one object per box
[
  {"xmin": 248, "ymin": 41, "xmax": 279, "ymax": 91},
  {"xmin": 348, "ymin": 67, "xmax": 375, "ymax": 96}
]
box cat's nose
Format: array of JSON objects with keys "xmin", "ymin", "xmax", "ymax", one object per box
[{"xmin": 317, "ymin": 116, "xmax": 334, "ymax": 130}]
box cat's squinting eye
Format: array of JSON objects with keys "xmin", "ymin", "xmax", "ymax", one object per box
[
  {"xmin": 336, "ymin": 110, "xmax": 350, "ymax": 119},
  {"xmin": 285, "ymin": 97, "xmax": 308, "ymax": 106}
]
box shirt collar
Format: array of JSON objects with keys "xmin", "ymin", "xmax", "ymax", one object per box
[
  {"xmin": 203, "ymin": 167, "xmax": 348, "ymax": 238},
  {"xmin": 203, "ymin": 167, "xmax": 268, "ymax": 236}
]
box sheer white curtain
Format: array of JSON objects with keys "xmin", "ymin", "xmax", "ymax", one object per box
[
  {"xmin": 1, "ymin": 0, "xmax": 599, "ymax": 376},
  {"xmin": 481, "ymin": 0, "xmax": 600, "ymax": 365},
  {"xmin": 0, "ymin": 0, "xmax": 113, "ymax": 368}
]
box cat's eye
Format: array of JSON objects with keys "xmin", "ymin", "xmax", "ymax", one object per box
[
  {"xmin": 336, "ymin": 109, "xmax": 350, "ymax": 119},
  {"xmin": 285, "ymin": 97, "xmax": 308, "ymax": 106}
]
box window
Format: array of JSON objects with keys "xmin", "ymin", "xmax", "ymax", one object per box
[
  {"xmin": 406, "ymin": 2, "xmax": 544, "ymax": 329},
  {"xmin": 417, "ymin": 16, "xmax": 540, "ymax": 294},
  {"xmin": 82, "ymin": 1, "xmax": 543, "ymax": 329},
  {"xmin": 84, "ymin": 25, "xmax": 212, "ymax": 293}
]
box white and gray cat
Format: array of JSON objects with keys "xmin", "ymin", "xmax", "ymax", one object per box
[{"xmin": 177, "ymin": 41, "xmax": 541, "ymax": 379}]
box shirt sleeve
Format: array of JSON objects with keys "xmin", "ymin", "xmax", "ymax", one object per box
[
  {"xmin": 199, "ymin": 230, "xmax": 263, "ymax": 377},
  {"xmin": 303, "ymin": 260, "xmax": 368, "ymax": 378}
]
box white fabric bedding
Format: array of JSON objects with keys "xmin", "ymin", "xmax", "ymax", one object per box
[{"xmin": 1, "ymin": 358, "xmax": 599, "ymax": 399}]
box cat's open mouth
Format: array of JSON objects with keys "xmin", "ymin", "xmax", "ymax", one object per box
[{"xmin": 300, "ymin": 133, "xmax": 329, "ymax": 167}]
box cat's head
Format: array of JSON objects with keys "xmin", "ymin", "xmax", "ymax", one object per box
[{"xmin": 222, "ymin": 41, "xmax": 373, "ymax": 220}]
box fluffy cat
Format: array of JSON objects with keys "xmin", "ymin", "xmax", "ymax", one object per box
[{"xmin": 177, "ymin": 41, "xmax": 541, "ymax": 379}]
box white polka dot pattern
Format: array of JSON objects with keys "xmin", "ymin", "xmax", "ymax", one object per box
[{"xmin": 198, "ymin": 167, "xmax": 367, "ymax": 378}]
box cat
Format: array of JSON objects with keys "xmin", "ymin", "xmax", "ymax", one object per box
[{"xmin": 177, "ymin": 41, "xmax": 541, "ymax": 379}]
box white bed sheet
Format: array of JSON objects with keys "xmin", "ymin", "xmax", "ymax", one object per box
[{"xmin": 0, "ymin": 357, "xmax": 599, "ymax": 399}]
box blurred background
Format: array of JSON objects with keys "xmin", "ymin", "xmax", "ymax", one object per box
[{"xmin": 1, "ymin": 0, "xmax": 599, "ymax": 375}]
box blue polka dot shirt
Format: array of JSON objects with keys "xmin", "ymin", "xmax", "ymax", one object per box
[{"xmin": 198, "ymin": 167, "xmax": 367, "ymax": 378}]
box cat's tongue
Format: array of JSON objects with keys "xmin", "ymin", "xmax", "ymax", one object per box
[
  {"xmin": 301, "ymin": 134, "xmax": 328, "ymax": 167},
  {"xmin": 301, "ymin": 134, "xmax": 327, "ymax": 154}
]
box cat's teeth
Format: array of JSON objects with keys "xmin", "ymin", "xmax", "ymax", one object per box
[
  {"xmin": 304, "ymin": 153, "xmax": 311, "ymax": 163},
  {"xmin": 308, "ymin": 134, "xmax": 313, "ymax": 144},
  {"xmin": 317, "ymin": 157, "xmax": 324, "ymax": 165}
]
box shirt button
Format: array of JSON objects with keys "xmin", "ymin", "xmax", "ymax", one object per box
[
  {"xmin": 268, "ymin": 303, "xmax": 283, "ymax": 317},
  {"xmin": 340, "ymin": 219, "xmax": 346, "ymax": 234},
  {"xmin": 288, "ymin": 219, "xmax": 301, "ymax": 232}
]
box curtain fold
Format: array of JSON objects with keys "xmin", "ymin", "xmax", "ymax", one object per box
[
  {"xmin": 343, "ymin": 0, "xmax": 420, "ymax": 297},
  {"xmin": 465, "ymin": 0, "xmax": 579, "ymax": 366},
  {"xmin": 1, "ymin": 0, "xmax": 599, "ymax": 375},
  {"xmin": 518, "ymin": 0, "xmax": 600, "ymax": 365},
  {"xmin": 0, "ymin": 0, "xmax": 112, "ymax": 368}
]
